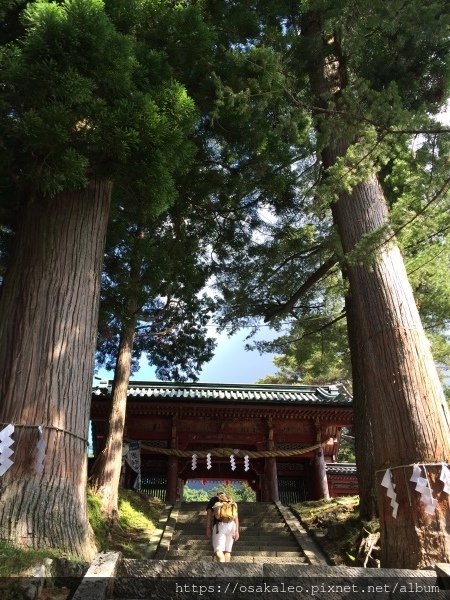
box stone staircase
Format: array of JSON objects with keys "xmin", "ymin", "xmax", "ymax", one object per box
[
  {"xmin": 78, "ymin": 505, "xmax": 449, "ymax": 599},
  {"xmin": 113, "ymin": 501, "xmax": 329, "ymax": 599},
  {"xmin": 160, "ymin": 501, "xmax": 307, "ymax": 563},
  {"xmin": 110, "ymin": 503, "xmax": 440, "ymax": 600}
]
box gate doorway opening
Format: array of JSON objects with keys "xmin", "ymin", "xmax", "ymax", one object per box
[{"xmin": 183, "ymin": 479, "xmax": 256, "ymax": 502}]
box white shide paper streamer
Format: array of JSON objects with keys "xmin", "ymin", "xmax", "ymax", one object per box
[
  {"xmin": 0, "ymin": 424, "xmax": 15, "ymax": 477},
  {"xmin": 381, "ymin": 468, "xmax": 398, "ymax": 518}
]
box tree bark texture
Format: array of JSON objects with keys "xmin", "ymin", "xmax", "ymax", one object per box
[
  {"xmin": 302, "ymin": 12, "xmax": 450, "ymax": 568},
  {"xmin": 310, "ymin": 450, "xmax": 330, "ymax": 500},
  {"xmin": 345, "ymin": 292, "xmax": 378, "ymax": 521},
  {"xmin": 333, "ymin": 177, "xmax": 450, "ymax": 567},
  {"xmin": 0, "ymin": 180, "xmax": 111, "ymax": 560},
  {"xmin": 89, "ymin": 320, "xmax": 136, "ymax": 519}
]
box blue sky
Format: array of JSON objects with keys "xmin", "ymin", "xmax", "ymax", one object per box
[
  {"xmin": 96, "ymin": 328, "xmax": 279, "ymax": 384},
  {"xmin": 195, "ymin": 328, "xmax": 278, "ymax": 383}
]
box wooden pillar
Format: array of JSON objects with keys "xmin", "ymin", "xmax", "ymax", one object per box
[
  {"xmin": 166, "ymin": 415, "xmax": 178, "ymax": 505},
  {"xmin": 311, "ymin": 422, "xmax": 330, "ymax": 500},
  {"xmin": 265, "ymin": 457, "xmax": 279, "ymax": 502},
  {"xmin": 265, "ymin": 417, "xmax": 279, "ymax": 502},
  {"xmin": 167, "ymin": 456, "xmax": 178, "ymax": 505},
  {"xmin": 260, "ymin": 472, "xmax": 269, "ymax": 501}
]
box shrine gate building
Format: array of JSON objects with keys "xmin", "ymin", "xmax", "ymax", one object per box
[{"xmin": 90, "ymin": 381, "xmax": 357, "ymax": 504}]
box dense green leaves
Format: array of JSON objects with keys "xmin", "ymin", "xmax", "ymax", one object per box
[
  {"xmin": 95, "ymin": 204, "xmax": 218, "ymax": 381},
  {"xmin": 190, "ymin": 0, "xmax": 450, "ymax": 397},
  {"xmin": 0, "ymin": 0, "xmax": 195, "ymax": 209}
]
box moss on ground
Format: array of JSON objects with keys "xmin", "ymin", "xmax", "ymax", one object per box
[
  {"xmin": 0, "ymin": 541, "xmax": 74, "ymax": 578},
  {"xmin": 292, "ymin": 496, "xmax": 380, "ymax": 567},
  {"xmin": 0, "ymin": 488, "xmax": 165, "ymax": 578},
  {"xmin": 88, "ymin": 487, "xmax": 164, "ymax": 558}
]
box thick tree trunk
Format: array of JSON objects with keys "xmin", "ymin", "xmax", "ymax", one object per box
[
  {"xmin": 333, "ymin": 177, "xmax": 450, "ymax": 567},
  {"xmin": 302, "ymin": 13, "xmax": 450, "ymax": 567},
  {"xmin": 310, "ymin": 449, "xmax": 330, "ymax": 500},
  {"xmin": 0, "ymin": 180, "xmax": 111, "ymax": 560},
  {"xmin": 89, "ymin": 319, "xmax": 136, "ymax": 519},
  {"xmin": 345, "ymin": 293, "xmax": 378, "ymax": 521}
]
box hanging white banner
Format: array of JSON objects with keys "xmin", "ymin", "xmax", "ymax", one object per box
[
  {"xmin": 125, "ymin": 442, "xmax": 141, "ymax": 473},
  {"xmin": 125, "ymin": 442, "xmax": 141, "ymax": 491}
]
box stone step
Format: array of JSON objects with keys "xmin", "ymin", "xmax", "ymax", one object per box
[
  {"xmin": 172, "ymin": 532, "xmax": 295, "ymax": 540},
  {"xmin": 165, "ymin": 548, "xmax": 303, "ymax": 560},
  {"xmin": 179, "ymin": 507, "xmax": 280, "ymax": 512},
  {"xmin": 164, "ymin": 555, "xmax": 307, "ymax": 563},
  {"xmin": 171, "ymin": 542, "xmax": 300, "ymax": 551},
  {"xmin": 176, "ymin": 518, "xmax": 281, "ymax": 526},
  {"xmin": 177, "ymin": 523, "xmax": 288, "ymax": 531},
  {"xmin": 175, "ymin": 529, "xmax": 290, "ymax": 537},
  {"xmin": 178, "ymin": 507, "xmax": 281, "ymax": 514},
  {"xmin": 180, "ymin": 502, "xmax": 275, "ymax": 507},
  {"xmin": 118, "ymin": 558, "xmax": 312, "ymax": 576}
]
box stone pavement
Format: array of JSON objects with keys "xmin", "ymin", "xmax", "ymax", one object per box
[{"xmin": 113, "ymin": 561, "xmax": 447, "ymax": 599}]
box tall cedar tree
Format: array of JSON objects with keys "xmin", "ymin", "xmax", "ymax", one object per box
[
  {"xmin": 299, "ymin": 6, "xmax": 450, "ymax": 567},
  {"xmin": 0, "ymin": 0, "xmax": 195, "ymax": 558},
  {"xmin": 86, "ymin": 0, "xmax": 218, "ymax": 519},
  {"xmin": 90, "ymin": 202, "xmax": 215, "ymax": 518},
  {"xmin": 206, "ymin": 0, "xmax": 450, "ymax": 566},
  {"xmin": 255, "ymin": 133, "xmax": 450, "ymax": 521}
]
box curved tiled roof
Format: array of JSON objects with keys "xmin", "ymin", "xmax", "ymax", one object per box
[
  {"xmin": 92, "ymin": 380, "xmax": 352, "ymax": 407},
  {"xmin": 325, "ymin": 463, "xmax": 357, "ymax": 475}
]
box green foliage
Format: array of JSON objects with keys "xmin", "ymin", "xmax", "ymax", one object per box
[
  {"xmin": 233, "ymin": 481, "xmax": 257, "ymax": 502},
  {"xmin": 2, "ymin": 0, "xmax": 133, "ymax": 196},
  {"xmin": 346, "ymin": 0, "xmax": 450, "ymax": 112},
  {"xmin": 183, "ymin": 487, "xmax": 210, "ymax": 502},
  {"xmin": 87, "ymin": 488, "xmax": 109, "ymax": 550},
  {"xmin": 118, "ymin": 488, "xmax": 162, "ymax": 532},
  {"xmin": 207, "ymin": 0, "xmax": 450, "ymax": 388},
  {"xmin": 212, "ymin": 482, "xmax": 256, "ymax": 503},
  {"xmin": 0, "ymin": 540, "xmax": 75, "ymax": 576},
  {"xmin": 0, "ymin": 0, "xmax": 196, "ymax": 215},
  {"xmin": 96, "ymin": 203, "xmax": 217, "ymax": 381},
  {"xmin": 88, "ymin": 487, "xmax": 164, "ymax": 555},
  {"xmin": 444, "ymin": 382, "xmax": 450, "ymax": 408},
  {"xmin": 292, "ymin": 496, "xmax": 379, "ymax": 567},
  {"xmin": 183, "ymin": 482, "xmax": 256, "ymax": 503},
  {"xmin": 90, "ymin": 0, "xmax": 218, "ymax": 383},
  {"xmin": 337, "ymin": 429, "xmax": 356, "ymax": 462}
]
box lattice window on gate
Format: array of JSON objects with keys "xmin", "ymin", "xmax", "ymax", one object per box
[{"xmin": 140, "ymin": 474, "xmax": 168, "ymax": 501}]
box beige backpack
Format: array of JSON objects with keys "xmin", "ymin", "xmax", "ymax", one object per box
[{"xmin": 213, "ymin": 499, "xmax": 237, "ymax": 522}]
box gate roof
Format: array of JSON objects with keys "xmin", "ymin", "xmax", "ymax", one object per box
[{"xmin": 92, "ymin": 381, "xmax": 352, "ymax": 407}]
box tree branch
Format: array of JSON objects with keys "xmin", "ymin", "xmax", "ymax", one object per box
[
  {"xmin": 264, "ymin": 254, "xmax": 339, "ymax": 322},
  {"xmin": 273, "ymin": 311, "xmax": 347, "ymax": 348}
]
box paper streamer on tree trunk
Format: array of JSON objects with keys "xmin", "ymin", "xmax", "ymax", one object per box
[
  {"xmin": 35, "ymin": 425, "xmax": 46, "ymax": 474},
  {"xmin": 410, "ymin": 463, "xmax": 437, "ymax": 514},
  {"xmin": 439, "ymin": 463, "xmax": 450, "ymax": 494},
  {"xmin": 0, "ymin": 424, "xmax": 15, "ymax": 477},
  {"xmin": 381, "ymin": 468, "xmax": 398, "ymax": 518}
]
